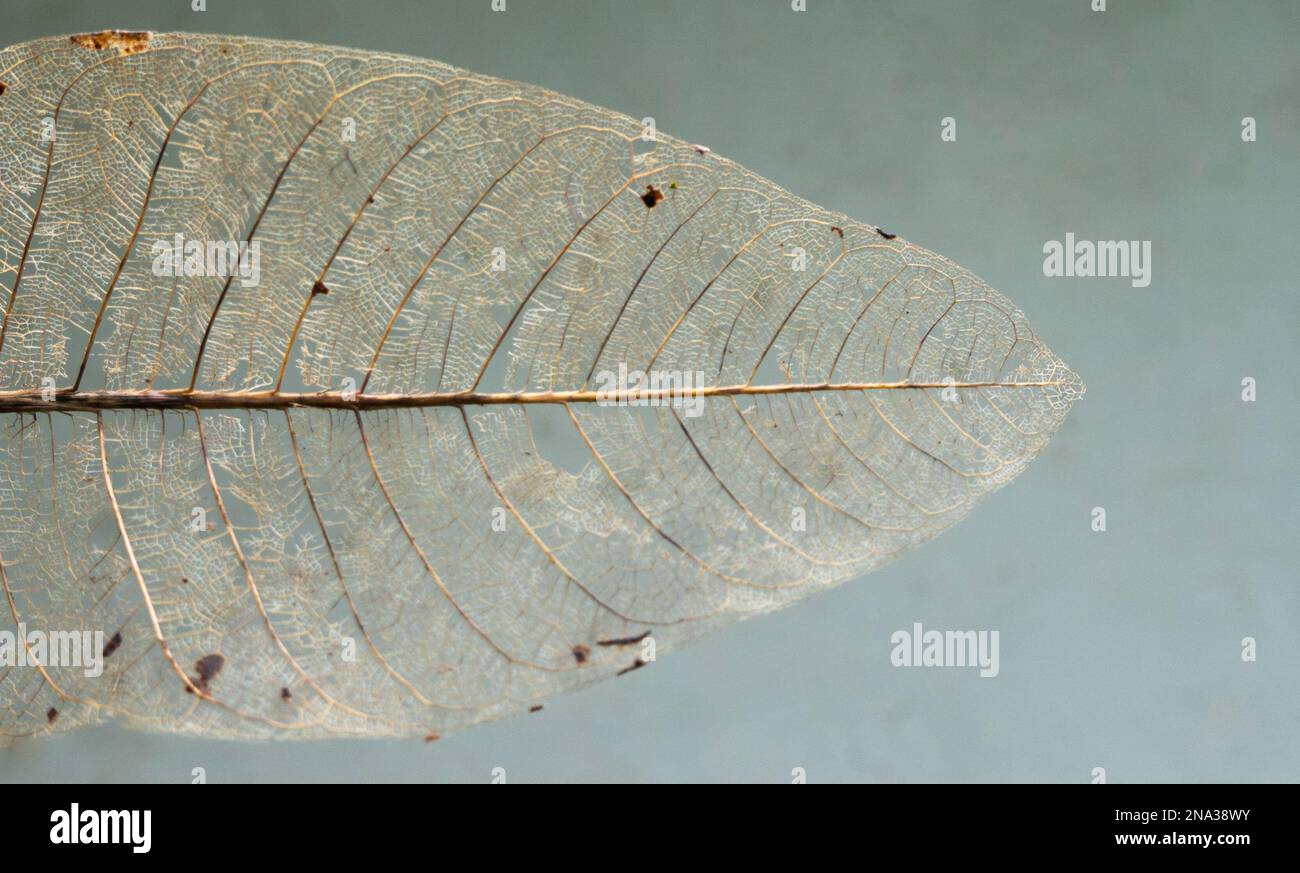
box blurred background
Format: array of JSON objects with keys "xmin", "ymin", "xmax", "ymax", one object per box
[{"xmin": 1, "ymin": 0, "xmax": 1296, "ymax": 783}]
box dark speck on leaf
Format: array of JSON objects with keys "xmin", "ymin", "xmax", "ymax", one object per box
[
  {"xmin": 311, "ymin": 280, "xmax": 329, "ymax": 296},
  {"xmin": 596, "ymin": 630, "xmax": 650, "ymax": 647},
  {"xmin": 831, "ymin": 226, "xmax": 844, "ymax": 238},
  {"xmin": 103, "ymin": 631, "xmax": 123, "ymax": 658},
  {"xmin": 572, "ymin": 644, "xmax": 591, "ymax": 664},
  {"xmin": 280, "ymin": 687, "xmax": 292, "ymax": 702},
  {"xmin": 0, "ymin": 83, "xmax": 6, "ymax": 97},
  {"xmin": 641, "ymin": 184, "xmax": 665, "ymax": 208},
  {"xmin": 617, "ymin": 658, "xmax": 648, "ymax": 677},
  {"xmin": 876, "ymin": 227, "xmax": 897, "ymax": 240},
  {"xmin": 424, "ymin": 732, "xmax": 440, "ymax": 742},
  {"xmin": 46, "ymin": 707, "xmax": 59, "ymax": 724},
  {"xmin": 529, "ymin": 704, "xmax": 544, "ymax": 713}
]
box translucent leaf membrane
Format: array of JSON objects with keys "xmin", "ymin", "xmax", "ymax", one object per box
[{"xmin": 0, "ymin": 33, "xmax": 1080, "ymax": 741}]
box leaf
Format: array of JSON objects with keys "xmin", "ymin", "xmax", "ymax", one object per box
[{"xmin": 0, "ymin": 31, "xmax": 1081, "ymax": 742}]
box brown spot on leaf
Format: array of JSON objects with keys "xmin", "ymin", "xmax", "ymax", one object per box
[
  {"xmin": 617, "ymin": 658, "xmax": 648, "ymax": 677},
  {"xmin": 831, "ymin": 226, "xmax": 844, "ymax": 238},
  {"xmin": 46, "ymin": 707, "xmax": 59, "ymax": 724},
  {"xmin": 641, "ymin": 185, "xmax": 665, "ymax": 209},
  {"xmin": 280, "ymin": 687, "xmax": 292, "ymax": 702},
  {"xmin": 876, "ymin": 227, "xmax": 897, "ymax": 240},
  {"xmin": 311, "ymin": 280, "xmax": 329, "ymax": 296},
  {"xmin": 529, "ymin": 704, "xmax": 544, "ymax": 713},
  {"xmin": 195, "ymin": 654, "xmax": 223, "ymax": 682},
  {"xmin": 571, "ymin": 644, "xmax": 591, "ymax": 664},
  {"xmin": 186, "ymin": 653, "xmax": 225, "ymax": 693},
  {"xmin": 69, "ymin": 31, "xmax": 152, "ymax": 57},
  {"xmin": 0, "ymin": 83, "xmax": 6, "ymax": 97},
  {"xmin": 424, "ymin": 732, "xmax": 441, "ymax": 742},
  {"xmin": 596, "ymin": 630, "xmax": 650, "ymax": 647},
  {"xmin": 102, "ymin": 631, "xmax": 123, "ymax": 658}
]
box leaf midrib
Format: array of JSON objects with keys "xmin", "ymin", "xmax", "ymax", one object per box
[{"xmin": 0, "ymin": 380, "xmax": 1067, "ymax": 413}]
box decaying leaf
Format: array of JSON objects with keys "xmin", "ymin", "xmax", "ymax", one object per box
[{"xmin": 0, "ymin": 32, "xmax": 1081, "ymax": 742}]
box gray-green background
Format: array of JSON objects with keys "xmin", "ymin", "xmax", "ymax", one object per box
[{"xmin": 2, "ymin": 0, "xmax": 1296, "ymax": 783}]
